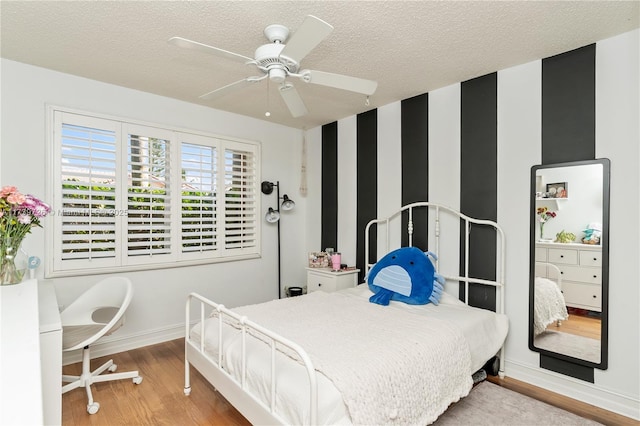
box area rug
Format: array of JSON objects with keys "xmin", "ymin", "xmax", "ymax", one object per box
[
  {"xmin": 534, "ymin": 330, "xmax": 601, "ymax": 364},
  {"xmin": 432, "ymin": 381, "xmax": 602, "ymax": 425}
]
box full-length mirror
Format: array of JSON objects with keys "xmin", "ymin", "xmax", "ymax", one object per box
[{"xmin": 529, "ymin": 159, "xmax": 610, "ymax": 369}]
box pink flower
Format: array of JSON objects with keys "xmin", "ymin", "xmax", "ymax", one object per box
[
  {"xmin": 22, "ymin": 195, "xmax": 37, "ymax": 208},
  {"xmin": 0, "ymin": 186, "xmax": 50, "ymax": 255},
  {"xmin": 0, "ymin": 186, "xmax": 17, "ymax": 197},
  {"xmin": 6, "ymin": 191, "xmax": 26, "ymax": 205},
  {"xmin": 18, "ymin": 195, "xmax": 51, "ymax": 218},
  {"xmin": 33, "ymin": 203, "xmax": 51, "ymax": 218},
  {"xmin": 17, "ymin": 213, "xmax": 32, "ymax": 225}
]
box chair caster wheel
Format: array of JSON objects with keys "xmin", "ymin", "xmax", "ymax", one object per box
[
  {"xmin": 108, "ymin": 364, "xmax": 117, "ymax": 373},
  {"xmin": 133, "ymin": 376, "xmax": 143, "ymax": 385},
  {"xmin": 87, "ymin": 402, "xmax": 100, "ymax": 414}
]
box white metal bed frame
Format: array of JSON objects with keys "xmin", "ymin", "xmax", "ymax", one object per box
[
  {"xmin": 535, "ymin": 261, "xmax": 564, "ymax": 327},
  {"xmin": 184, "ymin": 293, "xmax": 319, "ymax": 425},
  {"xmin": 184, "ymin": 202, "xmax": 507, "ymax": 425},
  {"xmin": 365, "ymin": 202, "xmax": 507, "ymax": 374},
  {"xmin": 536, "ymin": 261, "xmax": 563, "ymax": 290}
]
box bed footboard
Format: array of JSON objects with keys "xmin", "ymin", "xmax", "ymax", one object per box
[{"xmin": 184, "ymin": 293, "xmax": 319, "ymax": 425}]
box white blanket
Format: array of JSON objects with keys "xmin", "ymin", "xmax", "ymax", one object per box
[
  {"xmin": 534, "ymin": 277, "xmax": 569, "ymax": 336},
  {"xmin": 231, "ymin": 290, "xmax": 473, "ymax": 426}
]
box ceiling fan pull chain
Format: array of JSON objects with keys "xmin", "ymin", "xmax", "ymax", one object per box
[{"xmin": 265, "ymin": 79, "xmax": 271, "ymax": 117}]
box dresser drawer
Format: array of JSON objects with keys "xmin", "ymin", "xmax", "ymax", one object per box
[
  {"xmin": 307, "ymin": 271, "xmax": 338, "ymax": 292},
  {"xmin": 306, "ymin": 268, "xmax": 360, "ymax": 293},
  {"xmin": 558, "ymin": 265, "xmax": 601, "ymax": 285},
  {"xmin": 562, "ymin": 281, "xmax": 601, "ymax": 311},
  {"xmin": 579, "ymin": 250, "xmax": 602, "ymax": 267},
  {"xmin": 548, "ymin": 248, "xmax": 578, "ymax": 265}
]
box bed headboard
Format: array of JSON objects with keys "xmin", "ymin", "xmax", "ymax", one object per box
[{"xmin": 364, "ymin": 202, "xmax": 506, "ymax": 314}]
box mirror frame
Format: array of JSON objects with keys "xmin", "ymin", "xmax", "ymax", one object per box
[{"xmin": 528, "ymin": 158, "xmax": 610, "ymax": 370}]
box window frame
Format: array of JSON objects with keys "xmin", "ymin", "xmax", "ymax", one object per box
[{"xmin": 45, "ymin": 105, "xmax": 261, "ymax": 278}]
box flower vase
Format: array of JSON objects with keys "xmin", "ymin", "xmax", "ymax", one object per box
[
  {"xmin": 539, "ymin": 222, "xmax": 552, "ymax": 242},
  {"xmin": 0, "ymin": 243, "xmax": 28, "ymax": 285}
]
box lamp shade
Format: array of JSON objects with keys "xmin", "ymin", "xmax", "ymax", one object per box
[
  {"xmin": 281, "ymin": 194, "xmax": 295, "ymax": 211},
  {"xmin": 265, "ymin": 207, "xmax": 280, "ymax": 223},
  {"xmin": 261, "ymin": 181, "xmax": 275, "ymax": 195}
]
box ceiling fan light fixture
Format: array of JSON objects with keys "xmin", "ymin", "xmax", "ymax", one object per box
[{"xmin": 269, "ymin": 68, "xmax": 287, "ymax": 83}]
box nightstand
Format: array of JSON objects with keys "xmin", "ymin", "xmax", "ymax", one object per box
[{"xmin": 306, "ymin": 268, "xmax": 360, "ymax": 293}]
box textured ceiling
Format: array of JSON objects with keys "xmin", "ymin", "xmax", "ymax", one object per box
[{"xmin": 1, "ymin": 1, "xmax": 638, "ymax": 129}]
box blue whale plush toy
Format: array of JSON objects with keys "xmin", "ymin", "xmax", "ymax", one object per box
[{"xmin": 367, "ymin": 247, "xmax": 444, "ymax": 306}]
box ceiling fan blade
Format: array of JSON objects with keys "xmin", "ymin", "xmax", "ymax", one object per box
[
  {"xmin": 279, "ymin": 15, "xmax": 333, "ymax": 64},
  {"xmin": 168, "ymin": 36, "xmax": 253, "ymax": 64},
  {"xmin": 279, "ymin": 84, "xmax": 308, "ymax": 118},
  {"xmin": 200, "ymin": 78, "xmax": 258, "ymax": 101},
  {"xmin": 300, "ymin": 70, "xmax": 378, "ymax": 96}
]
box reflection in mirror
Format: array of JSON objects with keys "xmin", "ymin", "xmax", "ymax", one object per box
[{"xmin": 529, "ymin": 159, "xmax": 610, "ymax": 370}]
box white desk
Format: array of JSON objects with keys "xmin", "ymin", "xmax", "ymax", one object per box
[
  {"xmin": 39, "ymin": 281, "xmax": 63, "ymax": 425},
  {"xmin": 0, "ymin": 279, "xmax": 62, "ymax": 425}
]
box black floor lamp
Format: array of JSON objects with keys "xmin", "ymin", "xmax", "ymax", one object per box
[{"xmin": 261, "ymin": 180, "xmax": 295, "ymax": 299}]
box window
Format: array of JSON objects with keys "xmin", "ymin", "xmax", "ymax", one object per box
[
  {"xmin": 47, "ymin": 107, "xmax": 260, "ymax": 277},
  {"xmin": 181, "ymin": 142, "xmax": 217, "ymax": 253}
]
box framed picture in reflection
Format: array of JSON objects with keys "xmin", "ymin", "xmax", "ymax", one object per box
[{"xmin": 546, "ymin": 182, "xmax": 568, "ymax": 198}]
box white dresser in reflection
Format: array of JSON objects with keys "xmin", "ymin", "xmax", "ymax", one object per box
[{"xmin": 535, "ymin": 242, "xmax": 602, "ymax": 312}]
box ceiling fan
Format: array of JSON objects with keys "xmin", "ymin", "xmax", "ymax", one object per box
[{"xmin": 168, "ymin": 15, "xmax": 378, "ymax": 118}]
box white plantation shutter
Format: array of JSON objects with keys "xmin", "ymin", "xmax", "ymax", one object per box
[
  {"xmin": 223, "ymin": 142, "xmax": 258, "ymax": 253},
  {"xmin": 48, "ymin": 108, "xmax": 260, "ymax": 277},
  {"xmin": 57, "ymin": 114, "xmax": 119, "ymax": 269},
  {"xmin": 125, "ymin": 126, "xmax": 172, "ymax": 261},
  {"xmin": 180, "ymin": 142, "xmax": 217, "ymax": 254}
]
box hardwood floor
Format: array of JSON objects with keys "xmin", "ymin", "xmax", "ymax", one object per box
[
  {"xmin": 545, "ymin": 310, "xmax": 601, "ymax": 340},
  {"xmin": 62, "ymin": 339, "xmax": 636, "ymax": 425},
  {"xmin": 62, "ymin": 339, "xmax": 250, "ymax": 425}
]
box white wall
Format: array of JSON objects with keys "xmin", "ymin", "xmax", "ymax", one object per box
[
  {"xmin": 376, "ymin": 102, "xmax": 402, "ymax": 254},
  {"xmin": 0, "ymin": 59, "xmax": 307, "ymax": 357},
  {"xmin": 593, "ymin": 27, "xmax": 639, "ymax": 411},
  {"xmin": 336, "ymin": 116, "xmax": 358, "ymax": 266},
  {"xmin": 305, "ymin": 29, "xmax": 640, "ymax": 419}
]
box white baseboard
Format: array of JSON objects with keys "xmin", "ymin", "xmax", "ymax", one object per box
[
  {"xmin": 62, "ymin": 323, "xmax": 185, "ymax": 366},
  {"xmin": 505, "ymin": 359, "xmax": 640, "ymax": 421}
]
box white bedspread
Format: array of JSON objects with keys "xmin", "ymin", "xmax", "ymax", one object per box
[
  {"xmin": 192, "ymin": 285, "xmax": 508, "ymax": 425},
  {"xmin": 534, "ymin": 277, "xmax": 569, "ymax": 336},
  {"xmin": 230, "ymin": 290, "xmax": 473, "ymax": 426}
]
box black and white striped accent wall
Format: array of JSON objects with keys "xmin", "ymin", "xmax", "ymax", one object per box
[
  {"xmin": 310, "ymin": 31, "xmax": 638, "ymax": 409},
  {"xmin": 319, "ymin": 42, "xmax": 601, "ymax": 310},
  {"xmin": 309, "ymin": 29, "xmax": 636, "ymax": 414}
]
